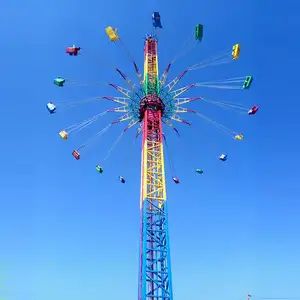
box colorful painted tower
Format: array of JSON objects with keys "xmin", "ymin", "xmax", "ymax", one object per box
[{"xmin": 138, "ymin": 36, "xmax": 173, "ymax": 300}]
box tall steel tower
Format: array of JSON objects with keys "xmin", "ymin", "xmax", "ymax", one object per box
[{"xmin": 138, "ymin": 36, "xmax": 173, "ymax": 300}]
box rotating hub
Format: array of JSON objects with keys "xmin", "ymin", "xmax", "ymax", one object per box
[{"xmin": 139, "ymin": 94, "xmax": 165, "ymax": 121}]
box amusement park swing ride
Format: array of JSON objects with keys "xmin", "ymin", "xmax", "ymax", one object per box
[{"xmin": 47, "ymin": 12, "xmax": 258, "ymax": 300}]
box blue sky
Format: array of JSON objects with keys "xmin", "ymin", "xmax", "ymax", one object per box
[{"xmin": 0, "ymin": 0, "xmax": 300, "ymax": 299}]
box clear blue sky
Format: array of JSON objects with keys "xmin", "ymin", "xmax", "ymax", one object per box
[{"xmin": 0, "ymin": 0, "xmax": 299, "ymax": 299}]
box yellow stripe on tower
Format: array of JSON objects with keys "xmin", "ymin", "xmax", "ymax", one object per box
[
  {"xmin": 141, "ymin": 123, "xmax": 166, "ymax": 208},
  {"xmin": 143, "ymin": 53, "xmax": 148, "ymax": 82},
  {"xmin": 141, "ymin": 140, "xmax": 166, "ymax": 207}
]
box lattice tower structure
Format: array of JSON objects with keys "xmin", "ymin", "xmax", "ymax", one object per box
[{"xmin": 138, "ymin": 36, "xmax": 173, "ymax": 300}]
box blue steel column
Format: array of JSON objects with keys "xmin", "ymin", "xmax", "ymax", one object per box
[{"xmin": 141, "ymin": 197, "xmax": 173, "ymax": 299}]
